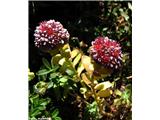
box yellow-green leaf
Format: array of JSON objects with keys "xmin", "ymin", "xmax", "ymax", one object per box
[
  {"xmin": 115, "ymin": 89, "xmax": 122, "ymax": 96},
  {"xmin": 94, "ymin": 81, "xmax": 113, "ymax": 90},
  {"xmin": 51, "ymin": 54, "xmax": 62, "ymax": 65},
  {"xmin": 81, "ymin": 73, "xmax": 92, "ymax": 85},
  {"xmin": 97, "ymin": 89, "xmax": 112, "ymax": 97},
  {"xmin": 60, "ymin": 44, "xmax": 71, "ymax": 58},
  {"xmin": 59, "ymin": 60, "xmax": 77, "ymax": 76},
  {"xmin": 73, "ymin": 53, "xmax": 82, "ymax": 67},
  {"xmin": 58, "ymin": 57, "xmax": 66, "ymax": 66},
  {"xmin": 81, "ymin": 55, "xmax": 94, "ymax": 77},
  {"xmin": 80, "ymin": 87, "xmax": 87, "ymax": 94},
  {"xmin": 28, "ymin": 69, "xmax": 35, "ymax": 81},
  {"xmin": 77, "ymin": 62, "xmax": 85, "ymax": 77},
  {"xmin": 70, "ymin": 49, "xmax": 80, "ymax": 59}
]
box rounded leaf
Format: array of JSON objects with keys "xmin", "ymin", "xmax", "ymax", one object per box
[{"xmin": 97, "ymin": 89, "xmax": 112, "ymax": 97}]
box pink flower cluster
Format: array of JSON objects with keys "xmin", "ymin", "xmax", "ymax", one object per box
[
  {"xmin": 90, "ymin": 36, "xmax": 123, "ymax": 69},
  {"xmin": 34, "ymin": 20, "xmax": 70, "ymax": 50}
]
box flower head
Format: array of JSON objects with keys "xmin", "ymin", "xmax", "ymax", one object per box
[
  {"xmin": 34, "ymin": 20, "xmax": 70, "ymax": 50},
  {"xmin": 90, "ymin": 36, "xmax": 122, "ymax": 69}
]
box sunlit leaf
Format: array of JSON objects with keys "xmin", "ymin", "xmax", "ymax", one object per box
[
  {"xmin": 102, "ymin": 27, "xmax": 107, "ymax": 32},
  {"xmin": 65, "ymin": 68, "xmax": 75, "ymax": 76},
  {"xmin": 94, "ymin": 81, "xmax": 113, "ymax": 90},
  {"xmin": 70, "ymin": 48, "xmax": 80, "ymax": 59},
  {"xmin": 80, "ymin": 87, "xmax": 87, "ymax": 94},
  {"xmin": 97, "ymin": 89, "xmax": 112, "ymax": 97},
  {"xmin": 47, "ymin": 81, "xmax": 53, "ymax": 89},
  {"xmin": 60, "ymin": 44, "xmax": 71, "ymax": 58},
  {"xmin": 51, "ymin": 54, "xmax": 63, "ymax": 65},
  {"xmin": 55, "ymin": 117, "xmax": 62, "ymax": 120},
  {"xmin": 128, "ymin": 2, "xmax": 132, "ymax": 10},
  {"xmin": 28, "ymin": 69, "xmax": 35, "ymax": 81},
  {"xmin": 58, "ymin": 58, "xmax": 66, "ymax": 66},
  {"xmin": 34, "ymin": 81, "xmax": 48, "ymax": 94},
  {"xmin": 59, "ymin": 77, "xmax": 68, "ymax": 83},
  {"xmin": 81, "ymin": 73, "xmax": 92, "ymax": 85},
  {"xmin": 73, "ymin": 53, "xmax": 82, "ymax": 67},
  {"xmin": 114, "ymin": 98, "xmax": 121, "ymax": 106},
  {"xmin": 30, "ymin": 94, "xmax": 39, "ymax": 104},
  {"xmin": 52, "ymin": 109, "xmax": 59, "ymax": 117},
  {"xmin": 77, "ymin": 62, "xmax": 85, "ymax": 77},
  {"xmin": 121, "ymin": 12, "xmax": 129, "ymax": 21},
  {"xmin": 81, "ymin": 55, "xmax": 94, "ymax": 77},
  {"xmin": 60, "ymin": 59, "xmax": 77, "ymax": 77},
  {"xmin": 31, "ymin": 109, "xmax": 41, "ymax": 117},
  {"xmin": 80, "ymin": 41, "xmax": 88, "ymax": 47},
  {"xmin": 115, "ymin": 89, "xmax": 122, "ymax": 96},
  {"xmin": 50, "ymin": 72, "xmax": 59, "ymax": 80}
]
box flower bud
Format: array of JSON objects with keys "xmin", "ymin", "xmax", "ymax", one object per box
[
  {"xmin": 90, "ymin": 36, "xmax": 123, "ymax": 69},
  {"xmin": 34, "ymin": 20, "xmax": 70, "ymax": 50}
]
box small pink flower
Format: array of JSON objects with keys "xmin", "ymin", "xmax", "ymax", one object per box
[
  {"xmin": 90, "ymin": 36, "xmax": 123, "ymax": 69},
  {"xmin": 34, "ymin": 20, "xmax": 70, "ymax": 50}
]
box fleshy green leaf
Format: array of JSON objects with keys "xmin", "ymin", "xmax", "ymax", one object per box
[
  {"xmin": 38, "ymin": 106, "xmax": 46, "ymax": 111},
  {"xmin": 36, "ymin": 69, "xmax": 51, "ymax": 76},
  {"xmin": 47, "ymin": 81, "xmax": 53, "ymax": 89},
  {"xmin": 55, "ymin": 117, "xmax": 62, "ymax": 120},
  {"xmin": 31, "ymin": 109, "xmax": 41, "ymax": 117},
  {"xmin": 37, "ymin": 67, "xmax": 58, "ymax": 76},
  {"xmin": 50, "ymin": 73, "xmax": 59, "ymax": 79},
  {"xmin": 52, "ymin": 109, "xmax": 59, "ymax": 117},
  {"xmin": 42, "ymin": 58, "xmax": 51, "ymax": 69},
  {"xmin": 59, "ymin": 77, "xmax": 68, "ymax": 83},
  {"xmin": 65, "ymin": 68, "xmax": 75, "ymax": 76}
]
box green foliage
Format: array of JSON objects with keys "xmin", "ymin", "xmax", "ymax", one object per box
[
  {"xmin": 29, "ymin": 57, "xmax": 77, "ymax": 119},
  {"xmin": 35, "ymin": 57, "xmax": 77, "ymax": 100},
  {"xmin": 51, "ymin": 109, "xmax": 62, "ymax": 120},
  {"xmin": 29, "ymin": 94, "xmax": 62, "ymax": 120},
  {"xmin": 84, "ymin": 101, "xmax": 101, "ymax": 120},
  {"xmin": 114, "ymin": 84, "xmax": 132, "ymax": 107},
  {"xmin": 29, "ymin": 94, "xmax": 51, "ymax": 118}
]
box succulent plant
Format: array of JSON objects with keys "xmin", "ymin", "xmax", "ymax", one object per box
[
  {"xmin": 90, "ymin": 36, "xmax": 123, "ymax": 69},
  {"xmin": 34, "ymin": 19, "xmax": 70, "ymax": 50}
]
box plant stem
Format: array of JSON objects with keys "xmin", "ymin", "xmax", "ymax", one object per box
[{"xmin": 90, "ymin": 81, "xmax": 102, "ymax": 115}]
